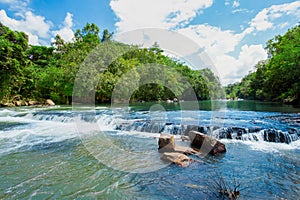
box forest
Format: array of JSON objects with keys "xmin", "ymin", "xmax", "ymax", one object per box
[
  {"xmin": 2, "ymin": 22, "xmax": 299, "ymax": 106},
  {"xmin": 225, "ymin": 24, "xmax": 300, "ymax": 104},
  {"xmin": 0, "ymin": 22, "xmax": 224, "ymax": 105}
]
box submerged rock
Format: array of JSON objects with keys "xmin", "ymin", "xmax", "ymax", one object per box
[
  {"xmin": 188, "ymin": 131, "xmax": 226, "ymax": 156},
  {"xmin": 174, "ymin": 146, "xmax": 198, "ymax": 155},
  {"xmin": 160, "ymin": 152, "xmax": 194, "ymax": 167}
]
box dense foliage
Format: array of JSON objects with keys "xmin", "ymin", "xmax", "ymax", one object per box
[
  {"xmin": 225, "ymin": 24, "xmax": 300, "ymax": 104},
  {"xmin": 0, "ymin": 23, "xmax": 224, "ymax": 105}
]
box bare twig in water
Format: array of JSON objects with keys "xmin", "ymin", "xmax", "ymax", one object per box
[{"xmin": 205, "ymin": 171, "xmax": 242, "ymax": 200}]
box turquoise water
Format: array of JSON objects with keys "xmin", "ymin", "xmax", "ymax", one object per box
[{"xmin": 0, "ymin": 101, "xmax": 299, "ymax": 199}]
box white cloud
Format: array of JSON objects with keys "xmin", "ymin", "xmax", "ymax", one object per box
[
  {"xmin": 0, "ymin": 9, "xmax": 51, "ymax": 45},
  {"xmin": 110, "ymin": 0, "xmax": 213, "ymax": 32},
  {"xmin": 232, "ymin": 0, "xmax": 240, "ymax": 8},
  {"xmin": 224, "ymin": 0, "xmax": 240, "ymax": 8},
  {"xmin": 52, "ymin": 12, "xmax": 74, "ymax": 42},
  {"xmin": 236, "ymin": 45, "xmax": 267, "ymax": 74},
  {"xmin": 232, "ymin": 8, "xmax": 251, "ymax": 14},
  {"xmin": 111, "ymin": 0, "xmax": 300, "ymax": 85},
  {"xmin": 249, "ymin": 9, "xmax": 273, "ymax": 31},
  {"xmin": 0, "ymin": 0, "xmax": 12, "ymax": 3},
  {"xmin": 278, "ymin": 22, "xmax": 289, "ymax": 29},
  {"xmin": 208, "ymin": 45, "xmax": 267, "ymax": 85},
  {"xmin": 177, "ymin": 24, "xmax": 267, "ymax": 85},
  {"xmin": 178, "ymin": 24, "xmax": 244, "ymax": 56},
  {"xmin": 0, "ymin": 0, "xmax": 30, "ymax": 16},
  {"xmin": 249, "ymin": 1, "xmax": 300, "ymax": 31}
]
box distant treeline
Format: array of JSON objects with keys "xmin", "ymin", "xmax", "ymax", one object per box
[
  {"xmin": 0, "ymin": 23, "xmax": 224, "ymax": 105},
  {"xmin": 225, "ymin": 24, "xmax": 300, "ymax": 104}
]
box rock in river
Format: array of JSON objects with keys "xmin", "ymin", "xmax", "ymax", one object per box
[
  {"xmin": 188, "ymin": 131, "xmax": 226, "ymax": 156},
  {"xmin": 160, "ymin": 152, "xmax": 194, "ymax": 167},
  {"xmin": 158, "ymin": 134, "xmax": 175, "ymax": 152}
]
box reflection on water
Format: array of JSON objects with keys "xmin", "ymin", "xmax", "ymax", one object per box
[{"xmin": 130, "ymin": 100, "xmax": 300, "ymax": 113}]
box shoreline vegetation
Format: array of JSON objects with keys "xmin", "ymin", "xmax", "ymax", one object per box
[
  {"xmin": 0, "ymin": 22, "xmax": 223, "ymax": 106},
  {"xmin": 225, "ymin": 24, "xmax": 300, "ymax": 105},
  {"xmin": 1, "ymin": 22, "xmax": 299, "ymax": 107}
]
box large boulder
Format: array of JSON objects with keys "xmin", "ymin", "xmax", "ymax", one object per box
[
  {"xmin": 158, "ymin": 134, "xmax": 175, "ymax": 152},
  {"xmin": 45, "ymin": 99, "xmax": 55, "ymax": 106},
  {"xmin": 160, "ymin": 152, "xmax": 194, "ymax": 167},
  {"xmin": 188, "ymin": 131, "xmax": 226, "ymax": 156}
]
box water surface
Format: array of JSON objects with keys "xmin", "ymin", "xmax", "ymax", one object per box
[{"xmin": 0, "ymin": 101, "xmax": 299, "ymax": 199}]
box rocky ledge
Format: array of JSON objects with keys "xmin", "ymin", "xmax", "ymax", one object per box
[
  {"xmin": 0, "ymin": 97, "xmax": 55, "ymax": 107},
  {"xmin": 158, "ymin": 131, "xmax": 226, "ymax": 167}
]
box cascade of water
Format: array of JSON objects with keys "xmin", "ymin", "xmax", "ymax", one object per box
[{"xmin": 112, "ymin": 120, "xmax": 300, "ymax": 144}]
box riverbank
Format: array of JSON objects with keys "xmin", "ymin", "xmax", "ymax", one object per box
[{"xmin": 0, "ymin": 96, "xmax": 55, "ymax": 107}]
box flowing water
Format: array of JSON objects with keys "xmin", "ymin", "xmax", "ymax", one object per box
[{"xmin": 0, "ymin": 101, "xmax": 299, "ymax": 199}]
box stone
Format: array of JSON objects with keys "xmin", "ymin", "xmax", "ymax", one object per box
[
  {"xmin": 2, "ymin": 102, "xmax": 15, "ymax": 107},
  {"xmin": 158, "ymin": 134, "xmax": 175, "ymax": 152},
  {"xmin": 45, "ymin": 99, "xmax": 55, "ymax": 106},
  {"xmin": 19, "ymin": 100, "xmax": 26, "ymax": 106},
  {"xmin": 188, "ymin": 131, "xmax": 226, "ymax": 156},
  {"xmin": 28, "ymin": 100, "xmax": 38, "ymax": 106},
  {"xmin": 160, "ymin": 152, "xmax": 194, "ymax": 167},
  {"xmin": 248, "ymin": 127, "xmax": 262, "ymax": 133},
  {"xmin": 263, "ymin": 129, "xmax": 293, "ymax": 144},
  {"xmin": 14, "ymin": 101, "xmax": 22, "ymax": 106},
  {"xmin": 174, "ymin": 146, "xmax": 198, "ymax": 155},
  {"xmin": 218, "ymin": 128, "xmax": 232, "ymax": 139}
]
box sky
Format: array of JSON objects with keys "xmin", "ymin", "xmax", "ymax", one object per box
[{"xmin": 0, "ymin": 0, "xmax": 299, "ymax": 85}]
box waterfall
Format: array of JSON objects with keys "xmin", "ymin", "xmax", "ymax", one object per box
[
  {"xmin": 113, "ymin": 120, "xmax": 300, "ymax": 144},
  {"xmin": 16, "ymin": 109, "xmax": 300, "ymax": 145}
]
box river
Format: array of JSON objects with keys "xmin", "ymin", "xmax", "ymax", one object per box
[{"xmin": 0, "ymin": 100, "xmax": 299, "ymax": 199}]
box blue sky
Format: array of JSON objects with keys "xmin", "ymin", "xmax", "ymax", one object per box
[{"xmin": 0, "ymin": 0, "xmax": 299, "ymax": 85}]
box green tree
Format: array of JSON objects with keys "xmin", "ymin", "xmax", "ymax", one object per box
[{"xmin": 0, "ymin": 23, "xmax": 29, "ymax": 99}]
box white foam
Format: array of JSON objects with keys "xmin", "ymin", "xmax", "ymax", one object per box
[
  {"xmin": 222, "ymin": 139, "xmax": 300, "ymax": 153},
  {"xmin": 0, "ymin": 120, "xmax": 79, "ymax": 155},
  {"xmin": 0, "ymin": 109, "xmax": 18, "ymax": 117},
  {"xmin": 115, "ymin": 130, "xmax": 160, "ymax": 138}
]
